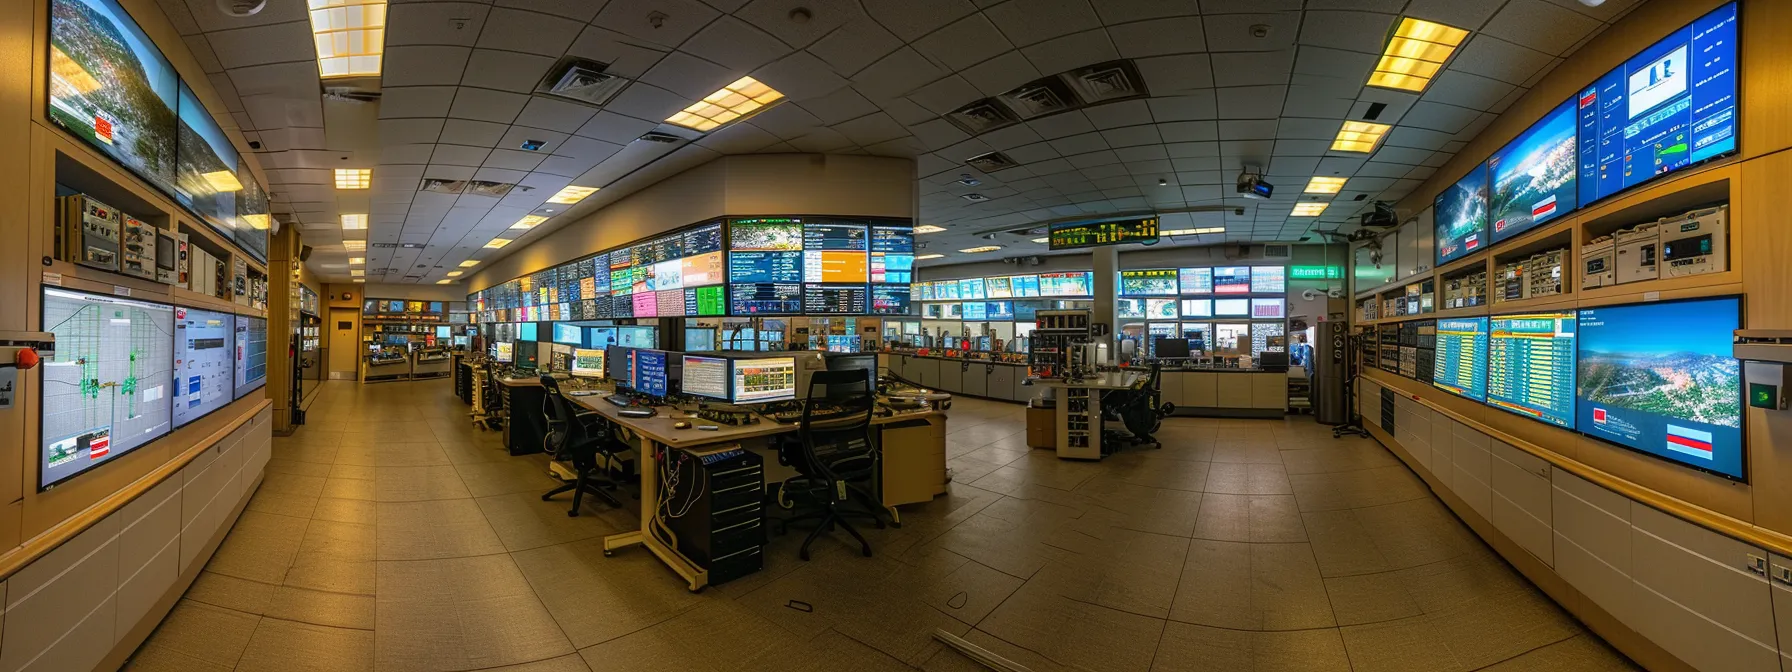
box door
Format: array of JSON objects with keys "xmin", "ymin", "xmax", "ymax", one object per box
[{"xmin": 328, "ymin": 308, "xmax": 359, "ymax": 379}]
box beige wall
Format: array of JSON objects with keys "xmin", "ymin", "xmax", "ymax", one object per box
[{"xmin": 465, "ymin": 154, "xmax": 916, "ymax": 293}]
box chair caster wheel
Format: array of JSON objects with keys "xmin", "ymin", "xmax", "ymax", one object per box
[
  {"xmin": 860, "ymin": 547, "xmax": 873, "ymax": 558},
  {"xmin": 566, "ymin": 510, "xmax": 579, "ymax": 517},
  {"xmin": 540, "ymin": 494, "xmax": 553, "ymax": 501},
  {"xmin": 688, "ymin": 586, "xmax": 705, "ymax": 594},
  {"xmin": 603, "ymin": 550, "xmax": 614, "ymax": 557}
]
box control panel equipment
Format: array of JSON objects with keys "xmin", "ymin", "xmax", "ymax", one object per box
[{"xmin": 1659, "ymin": 205, "xmax": 1728, "ymax": 278}]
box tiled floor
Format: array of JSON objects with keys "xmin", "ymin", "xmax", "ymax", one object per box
[{"xmin": 123, "ymin": 379, "xmax": 1641, "ymax": 672}]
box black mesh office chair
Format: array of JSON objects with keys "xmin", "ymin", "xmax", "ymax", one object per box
[
  {"xmin": 775, "ymin": 369, "xmax": 885, "ymax": 560},
  {"xmin": 539, "ymin": 375, "xmax": 622, "ymax": 516}
]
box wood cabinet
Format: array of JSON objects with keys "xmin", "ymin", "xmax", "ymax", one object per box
[{"xmin": 1184, "ymin": 372, "xmax": 1219, "ymax": 408}]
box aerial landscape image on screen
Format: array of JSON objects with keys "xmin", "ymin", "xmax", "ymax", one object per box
[
  {"xmin": 47, "ymin": 0, "xmax": 178, "ymax": 192},
  {"xmin": 41, "ymin": 288, "xmax": 175, "ymax": 488},
  {"xmin": 1434, "ymin": 166, "xmax": 1488, "ymax": 265},
  {"xmin": 1490, "ymin": 101, "xmax": 1578, "ymax": 243},
  {"xmin": 1576, "ymin": 297, "xmax": 1743, "ymax": 478},
  {"xmin": 175, "ymin": 82, "xmax": 240, "ymax": 236}
]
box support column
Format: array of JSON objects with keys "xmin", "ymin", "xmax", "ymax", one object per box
[{"xmin": 1092, "ymin": 246, "xmax": 1118, "ymax": 358}]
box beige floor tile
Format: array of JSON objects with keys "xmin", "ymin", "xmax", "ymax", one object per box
[
  {"xmin": 977, "ymin": 581, "xmax": 1166, "ymax": 672},
  {"xmin": 185, "ymin": 571, "xmax": 278, "ymax": 615},
  {"xmin": 376, "ymin": 464, "xmax": 474, "ymax": 502},
  {"xmin": 510, "ymin": 538, "xmax": 704, "ymax": 649},
  {"xmin": 1302, "ymin": 509, "xmax": 1395, "ymax": 577},
  {"xmin": 1480, "ymin": 634, "xmax": 1642, "ymax": 671},
  {"xmin": 139, "ymin": 600, "xmax": 260, "ymax": 668},
  {"xmin": 575, "ymin": 599, "xmax": 807, "ymax": 672},
  {"xmin": 1154, "ymin": 621, "xmax": 1353, "ymax": 671},
  {"xmin": 476, "ymin": 492, "xmax": 622, "ymax": 551},
  {"xmin": 236, "ymin": 618, "xmax": 373, "ymax": 672},
  {"xmin": 1341, "ymin": 614, "xmax": 1466, "ymax": 672},
  {"xmin": 375, "ymin": 441, "xmax": 455, "ymax": 467},
  {"xmin": 264, "ymin": 585, "xmax": 375, "ymax": 630},
  {"xmin": 312, "ymin": 497, "xmax": 378, "ymax": 525},
  {"xmin": 265, "ymin": 458, "xmax": 334, "ymax": 478},
  {"xmin": 122, "ymin": 644, "xmax": 234, "ymax": 672},
  {"xmin": 456, "ymin": 456, "xmax": 561, "ymax": 497},
  {"xmin": 207, "ymin": 512, "xmax": 309, "ymax": 583},
  {"xmin": 329, "ymin": 463, "xmax": 377, "ymax": 481},
  {"xmin": 285, "ymin": 557, "xmax": 377, "ymax": 595},
  {"xmin": 376, "ymin": 557, "xmax": 575, "ymax": 671},
  {"xmin": 297, "ymin": 518, "xmax": 375, "ymax": 562},
  {"xmin": 1170, "ymin": 540, "xmax": 1335, "ymax": 631},
  {"xmin": 1323, "ymin": 571, "xmax": 1423, "ymax": 626},
  {"xmin": 376, "ymin": 499, "xmax": 506, "ymax": 560},
  {"xmin": 320, "ymin": 477, "xmax": 377, "ymax": 501},
  {"xmin": 472, "ymin": 655, "xmax": 593, "ymax": 672},
  {"xmin": 247, "ymin": 490, "xmax": 320, "ymax": 518}
]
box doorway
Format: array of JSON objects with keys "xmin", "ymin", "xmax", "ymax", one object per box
[{"xmin": 329, "ymin": 308, "xmax": 359, "ymax": 380}]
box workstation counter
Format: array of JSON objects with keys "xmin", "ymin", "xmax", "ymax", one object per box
[
  {"xmin": 880, "ymin": 353, "xmax": 1031, "ymax": 402},
  {"xmin": 879, "ymin": 353, "xmax": 1287, "ymax": 417}
]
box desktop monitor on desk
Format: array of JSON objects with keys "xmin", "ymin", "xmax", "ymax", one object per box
[
  {"xmin": 572, "ymin": 348, "xmax": 606, "ymax": 378},
  {"xmin": 794, "ymin": 352, "xmax": 875, "ymax": 400},
  {"xmin": 549, "ymin": 343, "xmax": 575, "ymax": 372},
  {"xmin": 631, "ymin": 350, "xmax": 671, "ymax": 397},
  {"xmin": 605, "ymin": 345, "xmax": 633, "ymax": 383},
  {"xmin": 515, "ymin": 340, "xmax": 540, "ymax": 371},
  {"xmin": 681, "ymin": 355, "xmax": 731, "ymax": 401},
  {"xmin": 731, "ymin": 357, "xmax": 797, "ymax": 404},
  {"xmin": 1155, "ymin": 338, "xmax": 1191, "ymax": 359},
  {"xmin": 492, "ymin": 341, "xmax": 514, "ymax": 364}
]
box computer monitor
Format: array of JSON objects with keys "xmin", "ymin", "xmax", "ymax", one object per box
[
  {"xmin": 681, "ymin": 355, "xmax": 730, "ymax": 400},
  {"xmin": 605, "ymin": 345, "xmax": 632, "ymax": 382},
  {"xmin": 731, "ymin": 357, "xmax": 798, "ymax": 404},
  {"xmin": 553, "ymin": 322, "xmax": 582, "ymax": 345},
  {"xmin": 631, "ymin": 350, "xmax": 670, "ymax": 397},
  {"xmin": 492, "ymin": 341, "xmax": 514, "ymax": 363},
  {"xmin": 515, "ymin": 340, "xmax": 539, "ymax": 370},
  {"xmin": 435, "ymin": 325, "xmax": 451, "ymax": 338},
  {"xmin": 827, "ymin": 353, "xmax": 878, "ymax": 389},
  {"xmin": 518, "ymin": 322, "xmax": 538, "ymax": 341},
  {"xmin": 588, "ymin": 327, "xmax": 618, "ymax": 350},
  {"xmin": 549, "ymin": 343, "xmax": 574, "ymax": 371},
  {"xmin": 685, "ymin": 327, "xmax": 718, "ymax": 352},
  {"xmin": 1155, "ymin": 338, "xmax": 1191, "ymax": 359},
  {"xmin": 571, "ymin": 348, "xmax": 606, "ymax": 378},
  {"xmin": 617, "ymin": 325, "xmax": 656, "ymax": 348}
]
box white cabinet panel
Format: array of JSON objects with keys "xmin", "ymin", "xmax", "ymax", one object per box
[
  {"xmin": 1451, "ymin": 423, "xmax": 1492, "ymax": 520},
  {"xmin": 964, "ymin": 363, "xmax": 988, "ymax": 397},
  {"xmin": 1768, "ymin": 553, "xmax": 1792, "ymax": 669},
  {"xmin": 918, "ymin": 358, "xmax": 938, "ymax": 387},
  {"xmin": 938, "ymin": 361, "xmax": 964, "ymax": 394},
  {"xmin": 1489, "ymin": 441, "xmax": 1552, "ymax": 566},
  {"xmin": 1630, "ymin": 505, "xmax": 1779, "ymax": 672},
  {"xmin": 115, "ymin": 478, "xmax": 180, "ymax": 644},
  {"xmin": 1551, "ymin": 471, "xmax": 1635, "ymax": 627},
  {"xmin": 990, "ymin": 365, "xmax": 1018, "ymax": 402},
  {"xmin": 0, "ymin": 514, "xmax": 120, "ymax": 672},
  {"xmin": 1159, "ymin": 372, "xmax": 1185, "ymax": 407},
  {"xmin": 1184, "ymin": 372, "xmax": 1218, "ymax": 407},
  {"xmin": 1430, "ymin": 413, "xmax": 1453, "ymax": 489}
]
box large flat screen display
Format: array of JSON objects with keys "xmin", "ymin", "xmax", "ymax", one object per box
[
  {"xmin": 870, "ymin": 225, "xmax": 913, "ymax": 283},
  {"xmin": 1487, "ymin": 312, "xmax": 1576, "ymax": 428},
  {"xmin": 959, "ymin": 278, "xmax": 986, "ymax": 300},
  {"xmin": 1212, "ymin": 267, "xmax": 1250, "ymax": 294},
  {"xmin": 1578, "ymin": 3, "xmax": 1738, "ymax": 206},
  {"xmin": 1119, "ymin": 270, "xmax": 1177, "ymax": 296},
  {"xmin": 803, "ymin": 284, "xmax": 868, "ymax": 314},
  {"xmin": 234, "ymin": 174, "xmax": 269, "ymax": 263},
  {"xmin": 41, "ymin": 288, "xmax": 175, "ymax": 489},
  {"xmin": 175, "ymin": 81, "xmax": 241, "ymax": 240},
  {"xmin": 1576, "ymin": 297, "xmax": 1743, "ymax": 480},
  {"xmin": 1435, "ymin": 165, "xmax": 1489, "ymax": 265},
  {"xmin": 803, "ymin": 223, "xmax": 868, "ymax": 283},
  {"xmin": 173, "ymin": 307, "xmax": 233, "ymax": 427},
  {"xmin": 234, "ymin": 315, "xmax": 267, "ymax": 396},
  {"xmin": 731, "ymin": 282, "xmax": 802, "ymax": 314},
  {"xmin": 1490, "ymin": 100, "xmax": 1577, "ymax": 244},
  {"xmin": 1179, "ymin": 268, "xmax": 1212, "ymax": 294},
  {"xmin": 1012, "ymin": 275, "xmax": 1040, "ymax": 297},
  {"xmin": 47, "ymin": 0, "xmax": 179, "ymax": 194},
  {"xmin": 871, "ymin": 284, "xmax": 911, "ymax": 316},
  {"xmin": 1432, "ymin": 317, "xmax": 1489, "ymax": 401},
  {"xmin": 1039, "ymin": 272, "xmax": 1092, "ymax": 296},
  {"xmin": 553, "ymin": 323, "xmax": 582, "ymax": 345},
  {"xmin": 986, "ymin": 277, "xmax": 1013, "ymax": 299},
  {"xmin": 733, "ymin": 357, "xmax": 797, "ymax": 404},
  {"xmin": 681, "ymin": 355, "xmax": 730, "ymax": 400},
  {"xmin": 1249, "ymin": 266, "xmax": 1285, "ymax": 293}
]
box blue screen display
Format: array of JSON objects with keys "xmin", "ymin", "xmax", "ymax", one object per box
[
  {"xmin": 728, "ymin": 251, "xmax": 802, "ymax": 283},
  {"xmin": 1012, "ymin": 275, "xmax": 1040, "ymax": 297},
  {"xmin": 1490, "ymin": 100, "xmax": 1577, "ymax": 244},
  {"xmin": 1577, "ymin": 2, "xmax": 1737, "ymax": 206},
  {"xmin": 518, "ymin": 322, "xmax": 538, "ymax": 341},
  {"xmin": 1487, "ymin": 312, "xmax": 1577, "ymax": 428},
  {"xmin": 1432, "ymin": 317, "xmax": 1489, "ymax": 401},
  {"xmin": 987, "ymin": 301, "xmax": 1014, "ymax": 320},
  {"xmin": 1434, "ymin": 165, "xmax": 1488, "ymax": 266},
  {"xmin": 962, "ymin": 302, "xmax": 987, "ymax": 320},
  {"xmin": 632, "ymin": 350, "xmax": 668, "ymax": 396},
  {"xmin": 871, "ymin": 284, "xmax": 911, "ymax": 316},
  {"xmin": 552, "ymin": 323, "xmax": 581, "ymax": 345},
  {"xmin": 1575, "ymin": 297, "xmax": 1743, "ymax": 480}
]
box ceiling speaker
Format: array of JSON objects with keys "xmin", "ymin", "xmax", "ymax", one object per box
[{"xmin": 298, "ymin": 245, "xmax": 313, "ymax": 262}]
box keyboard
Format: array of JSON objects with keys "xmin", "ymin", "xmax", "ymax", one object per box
[{"xmin": 769, "ymin": 404, "xmax": 857, "ymax": 424}]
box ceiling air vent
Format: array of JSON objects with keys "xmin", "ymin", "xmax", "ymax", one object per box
[
  {"xmin": 1061, "ymin": 60, "xmax": 1147, "ymax": 105},
  {"xmin": 965, "ymin": 151, "xmax": 1018, "ymax": 173},
  {"xmin": 537, "ymin": 57, "xmax": 629, "ymax": 107},
  {"xmin": 638, "ymin": 132, "xmax": 684, "ymax": 144},
  {"xmin": 401, "ymin": 243, "xmax": 426, "ymax": 249},
  {"xmin": 997, "ymin": 77, "xmax": 1076, "ymax": 119},
  {"xmin": 421, "ymin": 178, "xmax": 466, "ymax": 194},
  {"xmin": 372, "ymin": 243, "xmax": 398, "ymax": 249},
  {"xmin": 465, "ymin": 180, "xmax": 516, "ymax": 197},
  {"xmin": 323, "ymin": 86, "xmax": 381, "ymax": 104},
  {"xmin": 945, "ymin": 99, "xmax": 1018, "ymax": 135},
  {"xmin": 1262, "ymin": 244, "xmax": 1293, "ymax": 260}
]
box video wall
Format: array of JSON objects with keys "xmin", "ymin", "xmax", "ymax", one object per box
[
  {"xmin": 40, "ymin": 287, "xmax": 265, "ymax": 489},
  {"xmin": 470, "ymin": 217, "xmax": 913, "ymax": 321},
  {"xmin": 46, "ymin": 0, "xmax": 270, "ymax": 262},
  {"xmin": 1433, "ymin": 2, "xmax": 1738, "ymax": 266},
  {"xmin": 1377, "ymin": 296, "xmax": 1744, "ymax": 481}
]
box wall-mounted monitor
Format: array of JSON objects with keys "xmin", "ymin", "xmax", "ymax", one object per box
[
  {"xmin": 869, "ymin": 225, "xmax": 913, "ymax": 284},
  {"xmin": 47, "ymin": 0, "xmax": 180, "ymax": 195},
  {"xmin": 1575, "ymin": 297, "xmax": 1743, "ymax": 480},
  {"xmin": 173, "ymin": 307, "xmax": 234, "ymax": 428},
  {"xmin": 518, "ymin": 322, "xmax": 538, "ymax": 341},
  {"xmin": 41, "ymin": 288, "xmax": 175, "ymax": 489},
  {"xmin": 1489, "ymin": 99, "xmax": 1577, "ymax": 244},
  {"xmin": 1145, "ymin": 298, "xmax": 1178, "ymax": 320},
  {"xmin": 962, "ymin": 301, "xmax": 988, "ymax": 320},
  {"xmin": 1117, "ymin": 299, "xmax": 1144, "ymax": 320},
  {"xmin": 1181, "ymin": 299, "xmax": 1212, "ymax": 318},
  {"xmin": 1249, "ymin": 266, "xmax": 1285, "ymax": 293},
  {"xmin": 552, "ymin": 323, "xmax": 582, "ymax": 345},
  {"xmin": 493, "ymin": 341, "xmax": 514, "ymax": 363},
  {"xmin": 987, "ymin": 301, "xmax": 1014, "ymax": 320},
  {"xmin": 631, "ymin": 350, "xmax": 669, "ymax": 396},
  {"xmin": 1250, "ymin": 299, "xmax": 1284, "ymax": 320},
  {"xmin": 985, "ymin": 276, "xmax": 1013, "ymax": 298},
  {"xmin": 234, "ymin": 315, "xmax": 267, "ymax": 397},
  {"xmin": 1578, "ymin": 2, "xmax": 1738, "ymax": 207},
  {"xmin": 1039, "ymin": 272, "xmax": 1091, "ymax": 296},
  {"xmin": 1179, "ymin": 268, "xmax": 1212, "ymax": 294},
  {"xmin": 871, "ymin": 284, "xmax": 911, "ymax": 315},
  {"xmin": 1214, "ymin": 298, "xmax": 1249, "ymax": 316},
  {"xmin": 803, "ymin": 284, "xmax": 868, "ymax": 314},
  {"xmin": 616, "ymin": 325, "xmax": 656, "ymax": 348},
  {"xmin": 1119, "ymin": 269, "xmax": 1178, "ymax": 296},
  {"xmin": 1432, "ymin": 317, "xmax": 1489, "ymax": 401},
  {"xmin": 1011, "ymin": 275, "xmax": 1041, "ymax": 297},
  {"xmin": 802, "ymin": 222, "xmax": 869, "ymax": 283},
  {"xmin": 1434, "ymin": 165, "xmax": 1489, "ymax": 266},
  {"xmin": 958, "ymin": 278, "xmax": 987, "ymax": 300},
  {"xmin": 174, "ymin": 81, "xmax": 241, "ymax": 242},
  {"xmin": 730, "ymin": 282, "xmax": 803, "ymax": 315},
  {"xmin": 1212, "ymin": 267, "xmax": 1250, "ymax": 294},
  {"xmin": 1487, "ymin": 312, "xmax": 1576, "ymax": 428}
]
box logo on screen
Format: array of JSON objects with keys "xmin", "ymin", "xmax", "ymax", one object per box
[
  {"xmin": 1593, "ymin": 408, "xmax": 1607, "ymax": 423},
  {"xmin": 1665, "ymin": 425, "xmax": 1714, "ymax": 459}
]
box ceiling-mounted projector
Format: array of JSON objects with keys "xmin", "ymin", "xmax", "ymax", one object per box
[{"xmin": 1236, "ymin": 171, "xmax": 1273, "ymax": 200}]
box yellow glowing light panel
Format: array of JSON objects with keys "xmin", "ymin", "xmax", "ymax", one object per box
[{"xmin": 665, "ymin": 77, "xmax": 784, "ymax": 132}]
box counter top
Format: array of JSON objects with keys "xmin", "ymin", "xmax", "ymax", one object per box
[{"xmin": 568, "ymin": 392, "xmax": 944, "ymax": 447}]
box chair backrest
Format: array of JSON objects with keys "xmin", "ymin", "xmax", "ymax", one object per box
[
  {"xmin": 795, "ymin": 369, "xmax": 875, "ymax": 486},
  {"xmin": 539, "ymin": 375, "xmax": 599, "ymax": 458}
]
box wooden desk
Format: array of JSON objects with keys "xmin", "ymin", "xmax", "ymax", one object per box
[{"xmin": 569, "ymin": 393, "xmax": 945, "ymax": 592}]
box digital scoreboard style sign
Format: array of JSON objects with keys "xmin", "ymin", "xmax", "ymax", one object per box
[{"xmin": 1047, "ymin": 217, "xmax": 1159, "ymax": 251}]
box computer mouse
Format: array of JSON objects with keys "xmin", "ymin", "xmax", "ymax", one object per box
[{"xmin": 673, "ymin": 421, "xmax": 691, "ymax": 430}]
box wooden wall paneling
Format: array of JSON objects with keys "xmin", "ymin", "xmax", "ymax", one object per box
[{"xmin": 1740, "ymin": 0, "xmax": 1792, "ymax": 159}]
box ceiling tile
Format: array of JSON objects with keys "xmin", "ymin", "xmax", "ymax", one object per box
[
  {"xmin": 432, "ymin": 144, "xmax": 494, "ymax": 167},
  {"xmin": 1147, "ymin": 92, "xmax": 1218, "ymax": 122},
  {"xmin": 1135, "ymin": 54, "xmax": 1214, "ymax": 94},
  {"xmin": 461, "ymin": 49, "xmax": 557, "ymax": 94},
  {"xmin": 640, "ymin": 51, "xmax": 737, "ymax": 101},
  {"xmin": 907, "ymin": 76, "xmax": 983, "ymax": 116},
  {"xmin": 912, "ymin": 13, "xmax": 1013, "ymax": 72},
  {"xmin": 1107, "ymin": 16, "xmax": 1206, "ymax": 58},
  {"xmin": 1211, "ymin": 49, "xmax": 1293, "ymax": 88},
  {"xmin": 1420, "ymin": 70, "xmax": 1517, "ymax": 111},
  {"xmin": 1481, "ymin": 0, "xmax": 1604, "ymax": 56},
  {"xmin": 741, "ymin": 103, "xmax": 825, "ymax": 140},
  {"xmin": 807, "ymin": 19, "xmax": 905, "ymax": 77},
  {"xmin": 386, "ymin": 3, "xmax": 491, "ymax": 48},
  {"xmin": 960, "ymin": 51, "xmax": 1042, "ymax": 97},
  {"xmin": 494, "ymin": 0, "xmax": 605, "ymax": 21},
  {"xmin": 983, "ymin": 0, "xmax": 1101, "ymax": 48},
  {"xmin": 1216, "ymin": 86, "xmax": 1287, "ymax": 119},
  {"xmin": 438, "ymin": 119, "xmax": 509, "ymax": 147},
  {"xmin": 514, "ymin": 96, "xmax": 601, "ymax": 133},
  {"xmin": 739, "ymin": 0, "xmax": 863, "ymax": 48},
  {"xmin": 1082, "ymin": 100, "xmax": 1153, "ymax": 130},
  {"xmin": 1203, "ymin": 12, "xmax": 1298, "ymax": 52},
  {"xmin": 1020, "ymin": 29, "xmax": 1118, "ymax": 77},
  {"xmin": 448, "ymin": 88, "xmax": 530, "ymax": 124},
  {"xmin": 592, "ymin": 0, "xmax": 722, "ymax": 49},
  {"xmin": 864, "ymin": 0, "xmax": 977, "ymax": 41},
  {"xmin": 852, "ymin": 47, "xmax": 946, "ymax": 100},
  {"xmin": 565, "ymin": 26, "xmax": 671, "ymax": 78},
  {"xmin": 753, "ymin": 51, "xmax": 851, "ymax": 101},
  {"xmin": 383, "ymin": 144, "xmax": 435, "ymax": 165},
  {"xmin": 477, "ymin": 6, "xmax": 581, "ymax": 56},
  {"xmin": 795, "ymin": 87, "xmax": 880, "ymax": 125},
  {"xmin": 1297, "ymin": 11, "xmax": 1395, "ymax": 54},
  {"xmin": 379, "ymin": 87, "xmax": 459, "ymax": 118},
  {"xmin": 603, "ymin": 83, "xmax": 691, "ymax": 122},
  {"xmin": 381, "ymin": 46, "xmax": 473, "ymax": 88},
  {"xmin": 1100, "ymin": 124, "xmax": 1162, "ymax": 148},
  {"xmin": 498, "ymin": 126, "xmax": 570, "ymax": 154},
  {"xmin": 1451, "ymin": 36, "xmax": 1558, "ymax": 86},
  {"xmin": 1401, "ymin": 101, "xmax": 1483, "ymax": 134},
  {"xmin": 833, "ymin": 113, "xmax": 910, "ymax": 146},
  {"xmin": 205, "ymin": 23, "xmax": 314, "ymax": 69},
  {"xmin": 682, "ymin": 16, "xmax": 790, "ymax": 72},
  {"xmin": 380, "ymin": 119, "xmax": 446, "ymax": 146}
]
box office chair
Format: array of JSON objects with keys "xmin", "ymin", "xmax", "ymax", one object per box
[
  {"xmin": 539, "ymin": 375, "xmax": 623, "ymax": 516},
  {"xmin": 1104, "ymin": 362, "xmax": 1167, "ymax": 452},
  {"xmin": 774, "ymin": 369, "xmax": 884, "ymax": 560}
]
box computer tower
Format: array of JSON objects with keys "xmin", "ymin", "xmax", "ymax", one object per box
[
  {"xmin": 663, "ymin": 446, "xmax": 765, "ymax": 585},
  {"xmin": 1314, "ymin": 322, "xmax": 1349, "ymax": 425}
]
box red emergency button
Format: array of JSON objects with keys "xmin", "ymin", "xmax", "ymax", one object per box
[{"xmin": 15, "ymin": 348, "xmax": 39, "ymax": 370}]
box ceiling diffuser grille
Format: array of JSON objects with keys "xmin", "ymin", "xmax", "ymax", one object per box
[{"xmin": 942, "ymin": 59, "xmax": 1150, "ymax": 136}]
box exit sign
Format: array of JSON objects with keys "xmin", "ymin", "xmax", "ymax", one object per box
[{"xmin": 1290, "ymin": 265, "xmax": 1342, "ymax": 280}]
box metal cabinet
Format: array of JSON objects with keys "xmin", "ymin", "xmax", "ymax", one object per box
[
  {"xmin": 989, "ymin": 364, "xmax": 1016, "ymax": 402},
  {"xmin": 964, "ymin": 363, "xmax": 989, "ymax": 397}
]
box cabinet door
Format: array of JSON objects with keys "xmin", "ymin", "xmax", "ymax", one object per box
[
  {"xmin": 1184, "ymin": 372, "xmax": 1218, "ymax": 407},
  {"xmin": 1429, "ymin": 411, "xmax": 1452, "ymax": 487},
  {"xmin": 938, "ymin": 361, "xmax": 963, "ymax": 393},
  {"xmin": 989, "ymin": 365, "xmax": 1015, "ymax": 401},
  {"xmin": 1552, "ymin": 470, "xmax": 1634, "ymax": 630},
  {"xmin": 1215, "ymin": 374, "xmax": 1251, "ymax": 408},
  {"xmin": 1630, "ymin": 505, "xmax": 1779, "ymax": 672},
  {"xmin": 1489, "ymin": 441, "xmax": 1552, "ymax": 566},
  {"xmin": 1250, "ymin": 373, "xmax": 1286, "ymax": 411},
  {"xmin": 1159, "ymin": 372, "xmax": 1185, "ymax": 407},
  {"xmin": 1451, "ymin": 423, "xmax": 1492, "ymax": 520},
  {"xmin": 1770, "ymin": 553, "xmax": 1792, "ymax": 669},
  {"xmin": 964, "ymin": 364, "xmax": 988, "ymax": 396},
  {"xmin": 918, "ymin": 358, "xmax": 937, "ymax": 387}
]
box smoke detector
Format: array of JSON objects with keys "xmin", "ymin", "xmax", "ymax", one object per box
[{"xmin": 217, "ymin": 0, "xmax": 265, "ymax": 17}]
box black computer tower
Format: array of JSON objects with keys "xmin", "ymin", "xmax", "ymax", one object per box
[{"xmin": 663, "ymin": 446, "xmax": 765, "ymax": 585}]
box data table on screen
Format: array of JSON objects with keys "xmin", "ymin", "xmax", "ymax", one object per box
[
  {"xmin": 1487, "ymin": 313, "xmax": 1577, "ymax": 427},
  {"xmin": 1433, "ymin": 318, "xmax": 1489, "ymax": 401}
]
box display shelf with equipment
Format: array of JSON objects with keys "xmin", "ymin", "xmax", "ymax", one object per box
[{"xmin": 1027, "ymin": 310, "xmax": 1090, "ymax": 379}]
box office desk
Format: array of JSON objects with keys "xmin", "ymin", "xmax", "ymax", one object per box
[
  {"xmin": 570, "ymin": 392, "xmax": 946, "ymax": 591},
  {"xmin": 1034, "ymin": 372, "xmax": 1149, "ymax": 460},
  {"xmin": 497, "ymin": 376, "xmax": 548, "ymax": 456}
]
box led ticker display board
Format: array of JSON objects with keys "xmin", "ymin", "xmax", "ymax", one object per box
[
  {"xmin": 1432, "ymin": 317, "xmax": 1489, "ymax": 401},
  {"xmin": 1048, "ymin": 217, "xmax": 1159, "ymax": 251},
  {"xmin": 1487, "ymin": 312, "xmax": 1577, "ymax": 428}
]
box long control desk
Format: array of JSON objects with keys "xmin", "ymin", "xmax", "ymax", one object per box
[{"xmin": 570, "ymin": 392, "xmax": 947, "ymax": 592}]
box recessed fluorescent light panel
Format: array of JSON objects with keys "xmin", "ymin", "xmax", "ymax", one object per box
[
  {"xmin": 511, "ymin": 215, "xmax": 548, "ymax": 230},
  {"xmin": 915, "ymin": 254, "xmax": 945, "ymax": 261},
  {"xmin": 352, "ymin": 278, "xmax": 364, "ymax": 283},
  {"xmin": 446, "ymin": 271, "xmax": 463, "ymax": 277},
  {"xmin": 1291, "ymin": 202, "xmax": 1330, "ymax": 217},
  {"xmin": 547, "ymin": 185, "xmax": 598, "ymax": 204},
  {"xmin": 959, "ymin": 246, "xmax": 1003, "ymax": 253},
  {"xmin": 1305, "ymin": 177, "xmax": 1348, "ymax": 194},
  {"xmin": 350, "ymin": 269, "xmax": 365, "ymax": 277},
  {"xmin": 349, "ymin": 256, "xmax": 364, "ymax": 265},
  {"xmin": 340, "ymin": 213, "xmax": 367, "ymax": 230},
  {"xmin": 1031, "ymin": 237, "xmax": 1048, "ymax": 243},
  {"xmin": 665, "ymin": 76, "xmax": 784, "ymax": 132},
  {"xmin": 1163, "ymin": 227, "xmax": 1226, "ymax": 235},
  {"xmin": 458, "ymin": 260, "xmax": 480, "ymax": 267},
  {"xmin": 1368, "ymin": 17, "xmax": 1469, "ymax": 92},
  {"xmin": 343, "ymin": 240, "xmax": 366, "ymax": 251},
  {"xmin": 334, "ymin": 168, "xmax": 371, "ymax": 189},
  {"xmin": 1332, "ymin": 121, "xmax": 1390, "ymax": 153},
  {"xmin": 436, "ymin": 279, "xmax": 452, "ymax": 284},
  {"xmin": 914, "ymin": 225, "xmax": 947, "ymax": 234},
  {"xmin": 308, "ymin": 0, "xmax": 388, "ymax": 78},
  {"xmin": 484, "ymin": 238, "xmax": 512, "ymax": 249}
]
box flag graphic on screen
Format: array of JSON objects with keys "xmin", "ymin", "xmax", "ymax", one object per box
[
  {"xmin": 1665, "ymin": 425, "xmax": 1714, "ymax": 460},
  {"xmin": 1594, "ymin": 408, "xmax": 1607, "ymax": 423},
  {"xmin": 1532, "ymin": 195, "xmax": 1558, "ymax": 219}
]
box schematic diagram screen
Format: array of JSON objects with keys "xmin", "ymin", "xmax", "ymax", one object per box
[
  {"xmin": 235, "ymin": 316, "xmax": 268, "ymax": 396},
  {"xmin": 41, "ymin": 287, "xmax": 175, "ymax": 489},
  {"xmin": 173, "ymin": 307, "xmax": 234, "ymax": 427}
]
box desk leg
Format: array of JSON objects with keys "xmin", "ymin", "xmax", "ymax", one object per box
[{"xmin": 601, "ymin": 438, "xmax": 710, "ymax": 592}]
